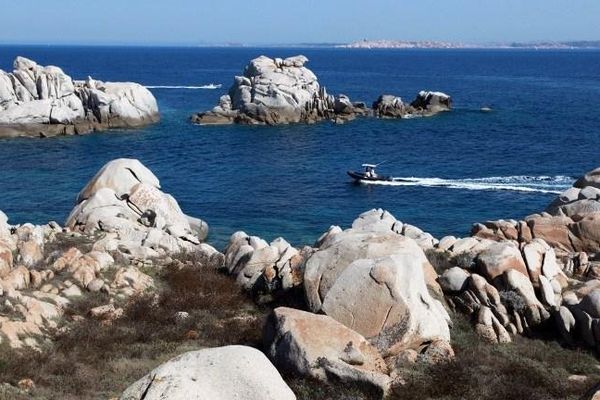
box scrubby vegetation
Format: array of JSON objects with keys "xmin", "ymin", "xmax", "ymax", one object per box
[
  {"xmin": 391, "ymin": 314, "xmax": 600, "ymax": 400},
  {"xmin": 1, "ymin": 251, "xmax": 599, "ymax": 400},
  {"xmin": 426, "ymin": 248, "xmax": 474, "ymax": 274},
  {"xmin": 0, "ymin": 255, "xmax": 266, "ymax": 399}
]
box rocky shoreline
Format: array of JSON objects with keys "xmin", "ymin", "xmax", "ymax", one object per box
[
  {"xmin": 1, "ymin": 160, "xmax": 600, "ymax": 398},
  {"xmin": 0, "ymin": 57, "xmax": 159, "ymax": 138}
]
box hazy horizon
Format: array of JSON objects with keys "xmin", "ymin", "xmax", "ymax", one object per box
[{"xmin": 1, "ymin": 0, "xmax": 599, "ymax": 46}]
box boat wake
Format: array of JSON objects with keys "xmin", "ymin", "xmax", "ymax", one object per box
[
  {"xmin": 360, "ymin": 175, "xmax": 574, "ymax": 194},
  {"xmin": 145, "ymin": 84, "xmax": 222, "ymax": 90}
]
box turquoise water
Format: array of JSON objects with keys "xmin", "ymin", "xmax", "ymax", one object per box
[{"xmin": 1, "ymin": 46, "xmax": 599, "ymax": 247}]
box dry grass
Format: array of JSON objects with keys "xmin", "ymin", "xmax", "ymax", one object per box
[
  {"xmin": 0, "ymin": 256, "xmax": 266, "ymax": 399},
  {"xmin": 390, "ymin": 314, "xmax": 600, "ymax": 400},
  {"xmin": 426, "ymin": 249, "xmax": 474, "ymax": 274},
  {"xmin": 285, "ymin": 374, "xmax": 379, "ymax": 400}
]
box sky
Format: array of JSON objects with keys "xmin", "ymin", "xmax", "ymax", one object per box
[{"xmin": 1, "ymin": 0, "xmax": 599, "ymax": 45}]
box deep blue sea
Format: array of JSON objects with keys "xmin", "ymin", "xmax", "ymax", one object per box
[{"xmin": 0, "ymin": 46, "xmax": 599, "ymax": 248}]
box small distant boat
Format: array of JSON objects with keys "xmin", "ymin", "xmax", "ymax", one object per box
[
  {"xmin": 347, "ymin": 163, "xmax": 395, "ymax": 182},
  {"xmin": 202, "ymin": 83, "xmax": 222, "ymax": 89}
]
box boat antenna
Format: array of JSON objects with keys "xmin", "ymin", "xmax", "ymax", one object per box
[{"xmin": 375, "ymin": 160, "xmax": 387, "ymax": 167}]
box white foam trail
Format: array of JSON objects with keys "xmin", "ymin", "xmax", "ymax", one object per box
[
  {"xmin": 145, "ymin": 84, "xmax": 222, "ymax": 90},
  {"xmin": 358, "ymin": 175, "xmax": 573, "ymax": 194}
]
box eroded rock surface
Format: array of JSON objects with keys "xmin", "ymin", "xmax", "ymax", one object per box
[
  {"xmin": 120, "ymin": 345, "xmax": 296, "ymax": 400},
  {"xmin": 264, "ymin": 307, "xmax": 391, "ymax": 396},
  {"xmin": 66, "ymin": 158, "xmax": 219, "ymax": 263},
  {"xmin": 373, "ymin": 91, "xmax": 452, "ymax": 118},
  {"xmin": 0, "ymin": 57, "xmax": 158, "ymax": 137},
  {"xmin": 191, "ymin": 55, "xmax": 368, "ymax": 125}
]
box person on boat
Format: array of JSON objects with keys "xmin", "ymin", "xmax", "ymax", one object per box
[{"xmin": 364, "ymin": 164, "xmax": 378, "ymax": 179}]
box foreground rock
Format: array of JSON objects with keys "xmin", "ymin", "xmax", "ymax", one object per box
[
  {"xmin": 373, "ymin": 91, "xmax": 452, "ymax": 118},
  {"xmin": 191, "ymin": 55, "xmax": 368, "ymax": 125},
  {"xmin": 120, "ymin": 345, "xmax": 296, "ymax": 400},
  {"xmin": 265, "ymin": 307, "xmax": 391, "ymax": 396},
  {"xmin": 0, "ymin": 57, "xmax": 159, "ymax": 137},
  {"xmin": 0, "ymin": 214, "xmax": 155, "ymax": 347},
  {"xmin": 66, "ymin": 158, "xmax": 220, "ymax": 263}
]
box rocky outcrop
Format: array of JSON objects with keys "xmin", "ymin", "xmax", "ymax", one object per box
[
  {"xmin": 0, "ymin": 159, "xmax": 220, "ymax": 349},
  {"xmin": 409, "ymin": 91, "xmax": 452, "ymax": 115},
  {"xmin": 303, "ymin": 209, "xmax": 450, "ymax": 356},
  {"xmin": 120, "ymin": 345, "xmax": 296, "ymax": 400},
  {"xmin": 547, "ymin": 167, "xmax": 600, "ymax": 217},
  {"xmin": 0, "ymin": 57, "xmax": 158, "ymax": 137},
  {"xmin": 223, "ymin": 209, "xmax": 440, "ymax": 300},
  {"xmin": 191, "ymin": 55, "xmax": 368, "ymax": 126},
  {"xmin": 372, "ymin": 91, "xmax": 452, "ymax": 118},
  {"xmin": 472, "ymin": 168, "xmax": 600, "ymax": 254},
  {"xmin": 440, "ymin": 167, "xmax": 600, "ymax": 349},
  {"xmin": 223, "ymin": 232, "xmax": 311, "ymax": 297},
  {"xmin": 436, "ymin": 233, "xmax": 572, "ymax": 344},
  {"xmin": 0, "ymin": 215, "xmax": 155, "ymax": 348},
  {"xmin": 264, "ymin": 307, "xmax": 392, "ymax": 396},
  {"xmin": 66, "ymin": 158, "xmax": 219, "ymax": 263}
]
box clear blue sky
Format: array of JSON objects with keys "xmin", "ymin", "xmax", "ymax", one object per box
[{"xmin": 2, "ymin": 0, "xmax": 599, "ymax": 45}]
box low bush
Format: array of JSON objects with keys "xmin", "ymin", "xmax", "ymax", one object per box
[
  {"xmin": 0, "ymin": 257, "xmax": 266, "ymax": 399},
  {"xmin": 391, "ymin": 314, "xmax": 600, "ymax": 400}
]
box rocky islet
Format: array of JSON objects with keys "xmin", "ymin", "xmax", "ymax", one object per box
[
  {"xmin": 0, "ymin": 57, "xmax": 159, "ymax": 137},
  {"xmin": 191, "ymin": 54, "xmax": 451, "ymax": 125}
]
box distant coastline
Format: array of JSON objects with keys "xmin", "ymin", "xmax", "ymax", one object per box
[
  {"xmin": 1, "ymin": 40, "xmax": 600, "ymax": 49},
  {"xmin": 337, "ymin": 39, "xmax": 600, "ymax": 49}
]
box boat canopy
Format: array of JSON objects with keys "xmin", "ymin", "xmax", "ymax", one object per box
[{"xmin": 362, "ymin": 163, "xmax": 377, "ymax": 168}]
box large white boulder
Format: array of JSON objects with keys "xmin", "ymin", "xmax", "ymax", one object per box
[
  {"xmin": 304, "ymin": 209, "xmax": 441, "ymax": 312},
  {"xmin": 66, "ymin": 159, "xmax": 214, "ymax": 260},
  {"xmin": 321, "ymin": 255, "xmax": 451, "ymax": 355},
  {"xmin": 76, "ymin": 78, "xmax": 158, "ymax": 127},
  {"xmin": 119, "ymin": 346, "xmax": 296, "ymax": 400}
]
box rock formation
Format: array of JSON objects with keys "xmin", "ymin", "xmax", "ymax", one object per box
[
  {"xmin": 303, "ymin": 210, "xmax": 450, "ymax": 355},
  {"xmin": 264, "ymin": 307, "xmax": 392, "ymax": 396},
  {"xmin": 223, "ymin": 209, "xmax": 439, "ymax": 299},
  {"xmin": 0, "ymin": 158, "xmax": 219, "ymax": 348},
  {"xmin": 66, "ymin": 158, "xmax": 219, "ymax": 263},
  {"xmin": 472, "ymin": 168, "xmax": 600, "ymax": 254},
  {"xmin": 433, "ymin": 166, "xmax": 600, "ymax": 349},
  {"xmin": 0, "ymin": 57, "xmax": 159, "ymax": 137},
  {"xmin": 191, "ymin": 55, "xmax": 368, "ymax": 125},
  {"xmin": 372, "ymin": 91, "xmax": 452, "ymax": 118},
  {"xmin": 0, "ymin": 216, "xmax": 155, "ymax": 348},
  {"xmin": 119, "ymin": 346, "xmax": 296, "ymax": 400}
]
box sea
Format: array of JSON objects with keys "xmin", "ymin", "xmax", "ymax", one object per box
[{"xmin": 0, "ymin": 46, "xmax": 599, "ymax": 248}]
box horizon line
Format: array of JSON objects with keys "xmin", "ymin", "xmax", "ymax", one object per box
[{"xmin": 1, "ymin": 38, "xmax": 600, "ymax": 48}]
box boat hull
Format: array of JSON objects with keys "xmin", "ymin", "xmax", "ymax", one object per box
[{"xmin": 347, "ymin": 170, "xmax": 394, "ymax": 182}]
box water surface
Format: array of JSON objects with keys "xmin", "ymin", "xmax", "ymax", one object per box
[{"xmin": 0, "ymin": 46, "xmax": 599, "ymax": 247}]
